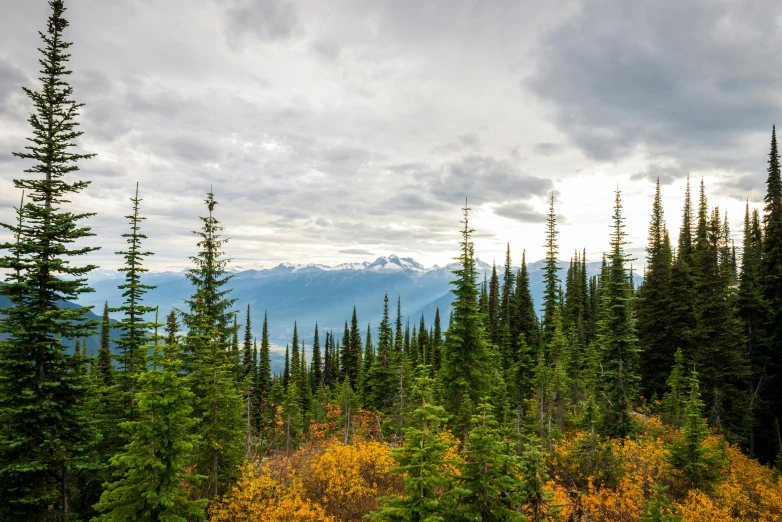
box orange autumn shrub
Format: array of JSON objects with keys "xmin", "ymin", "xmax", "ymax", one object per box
[
  {"xmin": 708, "ymin": 441, "xmax": 782, "ymax": 521},
  {"xmin": 304, "ymin": 437, "xmax": 403, "ymax": 521},
  {"xmin": 677, "ymin": 489, "xmax": 736, "ymax": 522},
  {"xmin": 209, "ymin": 462, "xmax": 334, "ymax": 522}
]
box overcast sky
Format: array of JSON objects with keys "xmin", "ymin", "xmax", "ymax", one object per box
[{"xmin": 0, "ymin": 0, "xmax": 779, "ymax": 272}]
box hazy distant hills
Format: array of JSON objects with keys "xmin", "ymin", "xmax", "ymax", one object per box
[{"xmin": 70, "ymin": 255, "xmax": 642, "ymax": 370}]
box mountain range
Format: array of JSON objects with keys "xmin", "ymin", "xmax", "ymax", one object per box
[{"xmin": 69, "ymin": 255, "xmax": 642, "ymax": 370}]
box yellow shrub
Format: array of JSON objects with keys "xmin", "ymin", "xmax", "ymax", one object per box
[
  {"xmin": 305, "ymin": 437, "xmax": 402, "ymax": 521},
  {"xmin": 677, "ymin": 489, "xmax": 736, "ymax": 522},
  {"xmin": 209, "ymin": 462, "xmax": 334, "ymax": 522}
]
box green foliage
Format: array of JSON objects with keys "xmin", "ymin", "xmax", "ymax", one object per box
[
  {"xmin": 455, "ymin": 402, "xmax": 527, "ymax": 521},
  {"xmin": 596, "ymin": 190, "xmax": 640, "ymax": 438},
  {"xmin": 666, "ymin": 368, "xmax": 727, "ymax": 491},
  {"xmin": 638, "ymin": 180, "xmax": 675, "ymax": 399},
  {"xmin": 110, "ymin": 183, "xmax": 157, "ymax": 423},
  {"xmin": 542, "ymin": 194, "xmax": 561, "ymax": 342},
  {"xmin": 93, "ymin": 324, "xmax": 208, "ymax": 522},
  {"xmin": 371, "ymin": 373, "xmax": 457, "ymax": 522},
  {"xmin": 0, "ymin": 2, "xmax": 99, "ymax": 517},
  {"xmin": 442, "ymin": 203, "xmax": 489, "ymax": 428}
]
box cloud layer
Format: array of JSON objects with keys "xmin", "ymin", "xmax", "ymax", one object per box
[{"xmin": 0, "ymin": 0, "xmax": 776, "ymax": 270}]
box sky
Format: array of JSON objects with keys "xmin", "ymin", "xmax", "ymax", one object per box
[{"xmin": 0, "ymin": 0, "xmax": 780, "ymax": 272}]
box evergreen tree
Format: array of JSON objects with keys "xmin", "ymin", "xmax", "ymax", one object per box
[
  {"xmin": 323, "ymin": 331, "xmax": 334, "ymax": 389},
  {"xmin": 488, "ymin": 262, "xmax": 500, "ymax": 347},
  {"xmin": 350, "ymin": 307, "xmax": 363, "ymax": 386},
  {"xmin": 283, "ymin": 345, "xmax": 290, "ymax": 388},
  {"xmin": 311, "ymin": 323, "xmax": 323, "ymax": 392},
  {"xmin": 180, "ymin": 192, "xmax": 243, "ymax": 499},
  {"xmin": 93, "ymin": 317, "xmax": 208, "ymax": 521},
  {"xmin": 0, "ymin": 2, "xmax": 99, "ymax": 516},
  {"xmin": 667, "ymin": 178, "xmax": 698, "ymax": 365},
  {"xmin": 257, "ymin": 311, "xmax": 271, "ymax": 399},
  {"xmin": 690, "ymin": 187, "xmax": 750, "ymax": 441},
  {"xmin": 596, "ymin": 190, "xmax": 639, "ymax": 438},
  {"xmin": 281, "ymin": 382, "xmax": 303, "ymax": 453},
  {"xmin": 395, "ymin": 296, "xmax": 404, "ymax": 353},
  {"xmin": 432, "ymin": 307, "xmax": 443, "ymax": 371},
  {"xmin": 666, "ymin": 368, "xmax": 726, "ymax": 491},
  {"xmin": 442, "ymin": 203, "xmax": 490, "ymax": 427},
  {"xmin": 241, "ymin": 304, "xmax": 253, "ymax": 380},
  {"xmin": 97, "ymin": 301, "xmax": 114, "ymax": 386},
  {"xmin": 638, "ymin": 179, "xmax": 674, "ymax": 399},
  {"xmin": 111, "ymin": 183, "xmax": 157, "ymax": 422},
  {"xmin": 542, "ymin": 193, "xmax": 561, "ymax": 342},
  {"xmin": 361, "ymin": 323, "xmax": 375, "ymax": 397},
  {"xmin": 515, "ymin": 250, "xmax": 539, "ymax": 349},
  {"xmin": 661, "ymin": 348, "xmax": 687, "ymax": 430},
  {"xmin": 499, "ymin": 244, "xmax": 516, "ymax": 370},
  {"xmin": 760, "ymin": 126, "xmax": 782, "ymax": 462},
  {"xmin": 367, "ymin": 294, "xmax": 398, "ymax": 412},
  {"xmin": 371, "ymin": 373, "xmax": 457, "ymax": 521},
  {"xmin": 456, "ymin": 402, "xmax": 527, "ymax": 521}
]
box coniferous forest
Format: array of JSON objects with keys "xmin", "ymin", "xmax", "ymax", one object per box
[{"xmin": 2, "ymin": 2, "xmax": 782, "ymax": 521}]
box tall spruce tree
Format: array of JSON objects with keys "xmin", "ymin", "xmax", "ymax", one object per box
[
  {"xmin": 257, "ymin": 311, "xmax": 272, "ymax": 401},
  {"xmin": 180, "ymin": 191, "xmax": 244, "ymax": 499},
  {"xmin": 488, "ymin": 262, "xmax": 500, "ymax": 347},
  {"xmin": 111, "ymin": 183, "xmax": 157, "ymax": 422},
  {"xmin": 442, "ymin": 202, "xmax": 489, "ymax": 427},
  {"xmin": 97, "ymin": 301, "xmax": 114, "ymax": 386},
  {"xmin": 739, "ymin": 204, "xmax": 768, "ymax": 456},
  {"xmin": 0, "ymin": 2, "xmax": 99, "ymax": 517},
  {"xmin": 311, "ymin": 323, "xmax": 323, "ymax": 392},
  {"xmin": 241, "ymin": 304, "xmax": 253, "ymax": 380},
  {"xmin": 542, "ymin": 193, "xmax": 561, "ymax": 343},
  {"xmin": 596, "ymin": 190, "xmax": 640, "ymax": 437},
  {"xmin": 760, "ymin": 126, "xmax": 782, "ymax": 461},
  {"xmin": 638, "ymin": 180, "xmax": 674, "ymax": 399},
  {"xmin": 367, "ymin": 294, "xmax": 398, "ymax": 413},
  {"xmin": 515, "ymin": 250, "xmax": 539, "ymax": 349}
]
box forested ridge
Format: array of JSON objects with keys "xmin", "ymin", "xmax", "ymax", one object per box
[{"xmin": 1, "ymin": 2, "xmax": 782, "ymax": 521}]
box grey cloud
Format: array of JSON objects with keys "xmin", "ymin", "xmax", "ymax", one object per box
[
  {"xmin": 493, "ymin": 200, "xmax": 546, "ymax": 223},
  {"xmin": 630, "ymin": 161, "xmax": 688, "ymax": 185},
  {"xmin": 533, "ymin": 142, "xmax": 562, "ymax": 157},
  {"xmin": 426, "ymin": 155, "xmax": 553, "ymax": 206},
  {"xmin": 715, "ymin": 172, "xmax": 766, "ymax": 201},
  {"xmin": 224, "ymin": 0, "xmax": 297, "ymax": 47},
  {"xmin": 338, "ymin": 248, "xmax": 374, "ymax": 255},
  {"xmin": 434, "ymin": 132, "xmax": 481, "ymax": 154},
  {"xmin": 528, "ymin": 1, "xmax": 782, "ymax": 172},
  {"xmin": 0, "ymin": 59, "xmax": 26, "ymax": 115},
  {"xmin": 312, "ymin": 40, "xmax": 341, "ymax": 61}
]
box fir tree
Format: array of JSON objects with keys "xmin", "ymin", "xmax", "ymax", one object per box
[
  {"xmin": 760, "ymin": 125, "xmax": 782, "ymax": 462},
  {"xmin": 311, "ymin": 322, "xmax": 323, "ymax": 392},
  {"xmin": 638, "ymin": 179, "xmax": 674, "ymax": 399},
  {"xmin": 93, "ymin": 316, "xmax": 208, "ymax": 521},
  {"xmin": 542, "ymin": 193, "xmax": 561, "ymax": 343},
  {"xmin": 97, "ymin": 301, "xmax": 114, "ymax": 386},
  {"xmin": 596, "ymin": 189, "xmax": 639, "ymax": 438},
  {"xmin": 0, "ymin": 2, "xmax": 99, "ymax": 516},
  {"xmin": 257, "ymin": 311, "xmax": 271, "ymax": 399},
  {"xmin": 442, "ymin": 202, "xmax": 490, "ymax": 427},
  {"xmin": 111, "ymin": 183, "xmax": 157, "ymax": 422},
  {"xmin": 367, "ymin": 294, "xmax": 398, "ymax": 413},
  {"xmin": 456, "ymin": 402, "xmax": 527, "ymax": 521},
  {"xmin": 180, "ymin": 192, "xmax": 243, "ymax": 499},
  {"xmin": 739, "ymin": 204, "xmax": 768, "ymax": 456},
  {"xmin": 662, "ymin": 348, "xmax": 687, "ymax": 430},
  {"xmin": 515, "ymin": 250, "xmax": 539, "ymax": 349},
  {"xmin": 488, "ymin": 262, "xmax": 500, "ymax": 347},
  {"xmin": 371, "ymin": 373, "xmax": 457, "ymax": 521},
  {"xmin": 241, "ymin": 304, "xmax": 253, "ymax": 381},
  {"xmin": 350, "ymin": 307, "xmax": 363, "ymax": 386},
  {"xmin": 395, "ymin": 296, "xmax": 404, "ymax": 353},
  {"xmin": 432, "ymin": 307, "xmax": 443, "ymax": 371},
  {"xmin": 666, "ymin": 368, "xmax": 726, "ymax": 491}
]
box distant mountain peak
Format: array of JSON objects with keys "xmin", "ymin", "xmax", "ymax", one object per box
[{"xmin": 366, "ymin": 255, "xmax": 425, "ymax": 271}]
